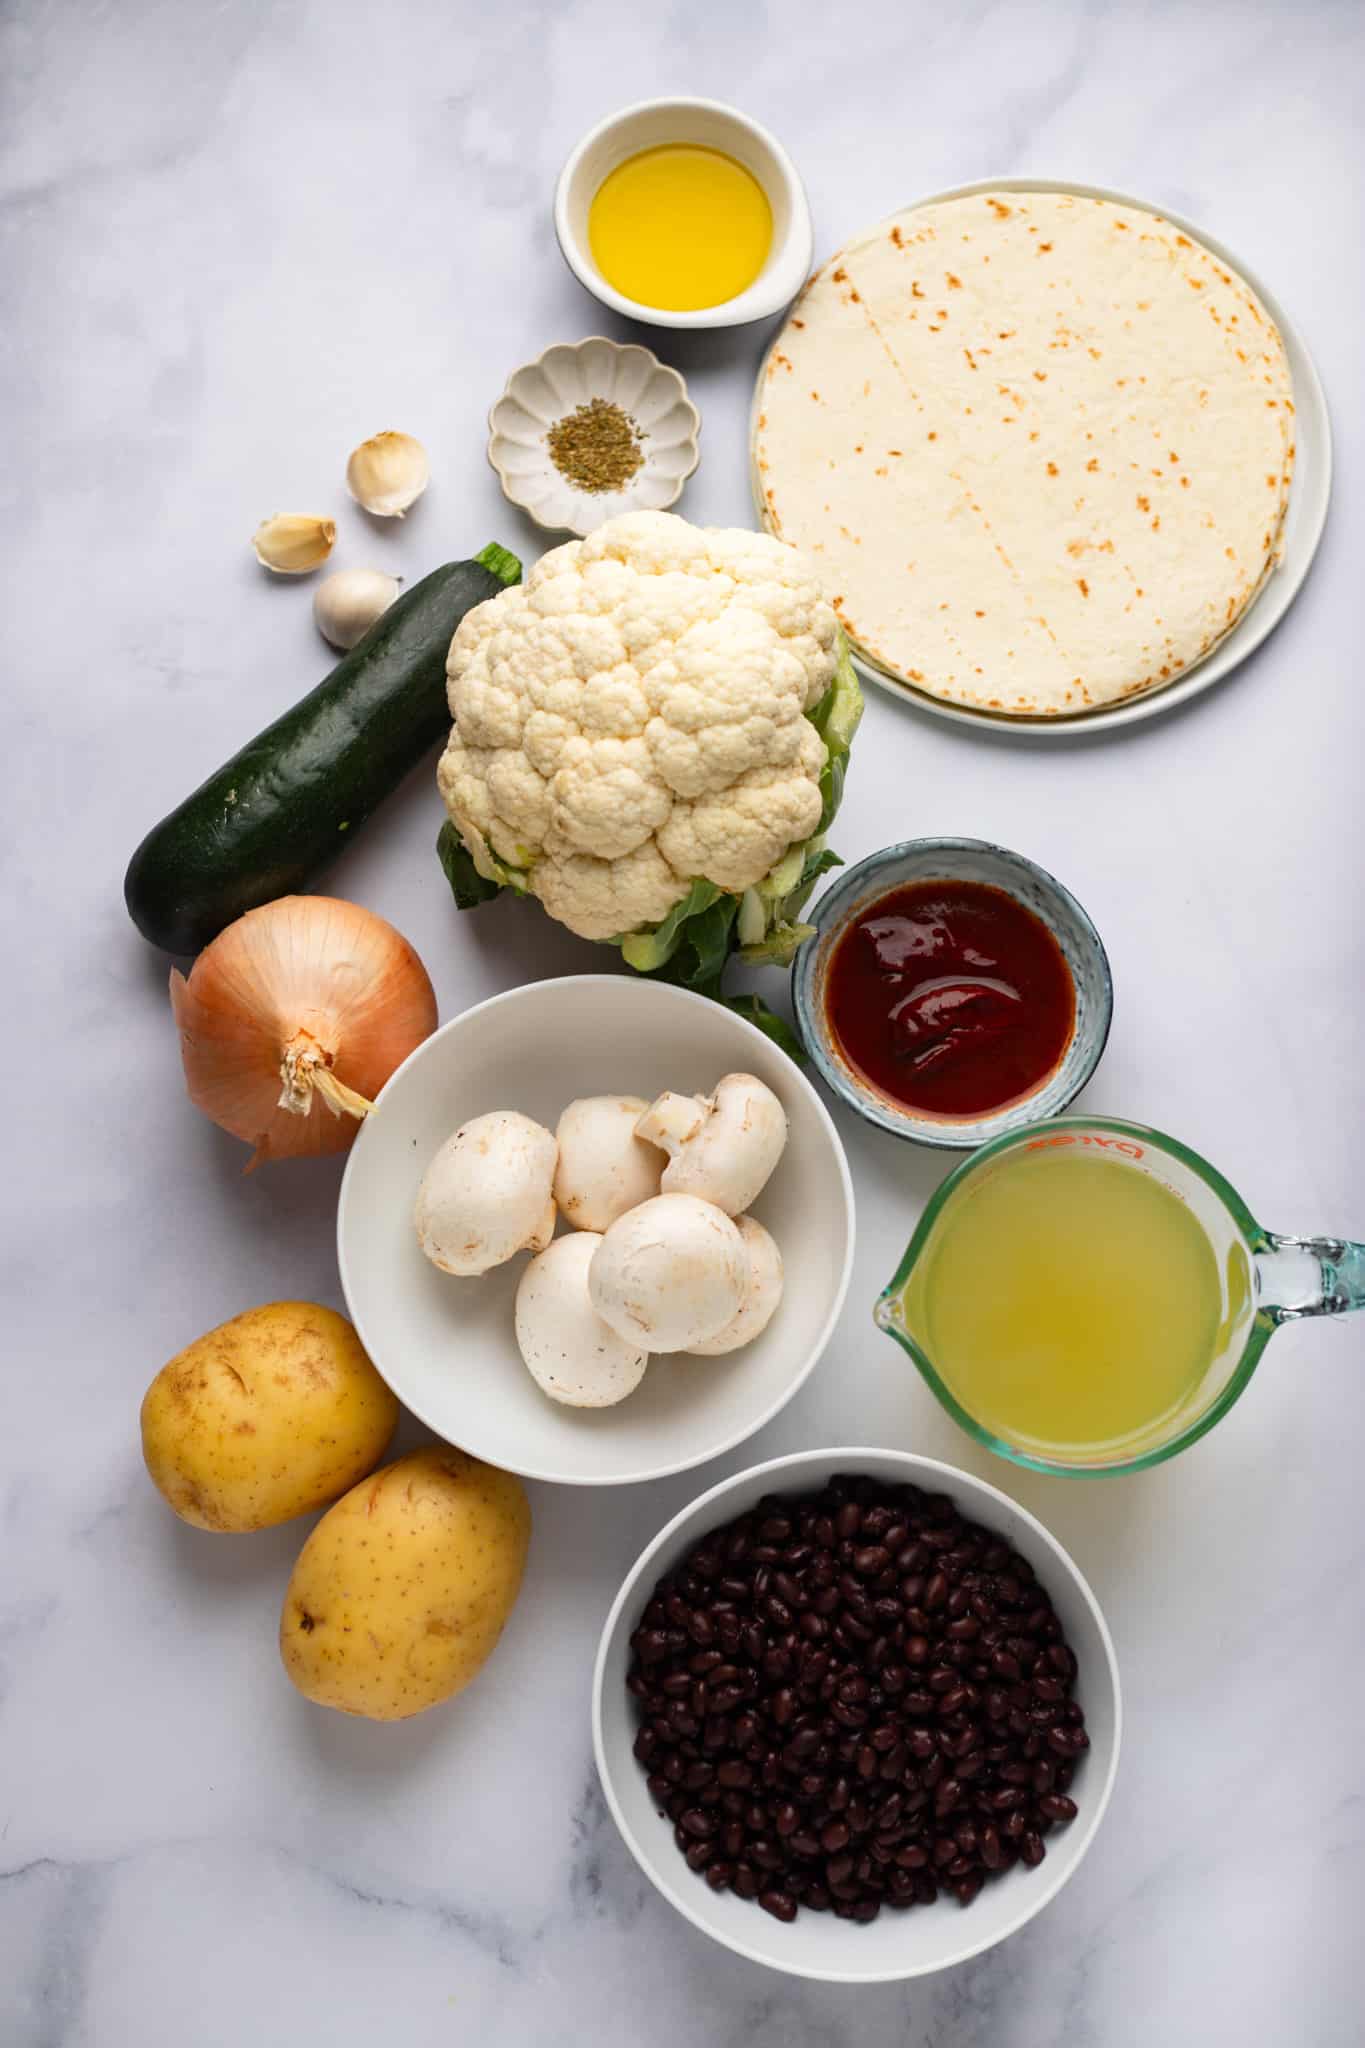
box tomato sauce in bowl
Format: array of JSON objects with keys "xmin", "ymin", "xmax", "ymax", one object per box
[{"xmin": 824, "ymin": 879, "xmax": 1075, "ymax": 1119}]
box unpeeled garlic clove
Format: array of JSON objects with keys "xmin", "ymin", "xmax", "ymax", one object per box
[
  {"xmin": 253, "ymin": 515, "xmax": 337, "ymax": 575},
  {"xmin": 312, "ymin": 567, "xmax": 402, "ymax": 651},
  {"xmin": 345, "ymin": 430, "xmax": 429, "ymax": 518}
]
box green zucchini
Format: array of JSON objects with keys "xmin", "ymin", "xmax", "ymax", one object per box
[{"xmin": 124, "ymin": 544, "xmax": 521, "ymax": 954}]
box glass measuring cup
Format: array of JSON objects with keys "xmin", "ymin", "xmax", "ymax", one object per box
[{"xmin": 875, "ymin": 1116, "xmax": 1365, "ymax": 1477}]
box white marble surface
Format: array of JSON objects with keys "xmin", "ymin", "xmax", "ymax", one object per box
[{"xmin": 4, "ymin": 0, "xmax": 1364, "ymax": 2041}]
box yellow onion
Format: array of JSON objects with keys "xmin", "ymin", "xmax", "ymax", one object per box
[{"xmin": 170, "ymin": 896, "xmax": 437, "ymax": 1169}]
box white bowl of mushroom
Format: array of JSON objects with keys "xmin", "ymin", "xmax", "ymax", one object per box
[{"xmin": 337, "ymin": 976, "xmax": 856, "ymax": 1486}]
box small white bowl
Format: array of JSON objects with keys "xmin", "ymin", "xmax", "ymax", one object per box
[
  {"xmin": 488, "ymin": 337, "xmax": 700, "ymax": 536},
  {"xmin": 337, "ymin": 976, "xmax": 855, "ymax": 1487},
  {"xmin": 554, "ymin": 97, "xmax": 813, "ymax": 330},
  {"xmin": 594, "ymin": 1447, "xmax": 1122, "ymax": 1981}
]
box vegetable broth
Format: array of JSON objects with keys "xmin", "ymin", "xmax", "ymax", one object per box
[
  {"xmin": 900, "ymin": 1150, "xmax": 1253, "ymax": 1460},
  {"xmin": 588, "ymin": 145, "xmax": 772, "ymax": 311}
]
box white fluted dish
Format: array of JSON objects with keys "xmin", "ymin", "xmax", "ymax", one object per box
[{"xmin": 488, "ymin": 337, "xmax": 700, "ymax": 537}]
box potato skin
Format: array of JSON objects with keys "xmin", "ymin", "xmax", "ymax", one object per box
[
  {"xmin": 279, "ymin": 1448, "xmax": 532, "ymax": 1720},
  {"xmin": 140, "ymin": 1303, "xmax": 398, "ymax": 1532}
]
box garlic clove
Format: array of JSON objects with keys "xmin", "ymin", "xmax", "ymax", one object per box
[
  {"xmin": 345, "ymin": 430, "xmax": 430, "ymax": 518},
  {"xmin": 253, "ymin": 515, "xmax": 337, "ymax": 575},
  {"xmin": 312, "ymin": 567, "xmax": 402, "ymax": 651}
]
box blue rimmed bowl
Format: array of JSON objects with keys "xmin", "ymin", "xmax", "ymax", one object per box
[{"xmin": 792, "ymin": 839, "xmax": 1113, "ymax": 1151}]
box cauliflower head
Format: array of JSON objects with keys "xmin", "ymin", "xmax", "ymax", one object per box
[{"xmin": 438, "ymin": 511, "xmax": 846, "ymax": 943}]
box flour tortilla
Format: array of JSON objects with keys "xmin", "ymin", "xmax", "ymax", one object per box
[{"xmin": 754, "ymin": 191, "xmax": 1296, "ymax": 716}]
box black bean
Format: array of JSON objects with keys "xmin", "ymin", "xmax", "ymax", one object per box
[
  {"xmin": 853, "ymin": 1545, "xmax": 891, "ymax": 1577},
  {"xmin": 831, "ymin": 1699, "xmax": 868, "ymax": 1730},
  {"xmin": 880, "ymin": 1742, "xmax": 909, "ymax": 1782},
  {"xmin": 759, "ymin": 1889, "xmax": 797, "ymax": 1922},
  {"xmin": 626, "ymin": 1478, "xmax": 1087, "ymax": 1927}
]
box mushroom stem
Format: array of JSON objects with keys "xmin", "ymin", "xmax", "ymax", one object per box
[
  {"xmin": 634, "ymin": 1091, "xmax": 706, "ymax": 1153},
  {"xmin": 635, "ymin": 1074, "xmax": 788, "ymax": 1217}
]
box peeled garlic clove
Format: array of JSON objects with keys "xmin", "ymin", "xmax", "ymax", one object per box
[
  {"xmin": 253, "ymin": 515, "xmax": 337, "ymax": 575},
  {"xmin": 312, "ymin": 567, "xmax": 401, "ymax": 651},
  {"xmin": 345, "ymin": 430, "xmax": 430, "ymax": 518}
]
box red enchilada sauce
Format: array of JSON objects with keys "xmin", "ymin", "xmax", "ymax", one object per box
[{"xmin": 824, "ymin": 880, "xmax": 1075, "ymax": 1118}]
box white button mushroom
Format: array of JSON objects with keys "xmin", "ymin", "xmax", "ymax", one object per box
[
  {"xmin": 553, "ymin": 1096, "xmax": 665, "ymax": 1232},
  {"xmin": 588, "ymin": 1194, "xmax": 747, "ymax": 1352},
  {"xmin": 414, "ymin": 1110, "xmax": 557, "ymax": 1276},
  {"xmin": 514, "ymin": 1232, "xmax": 649, "ymax": 1407},
  {"xmin": 635, "ymin": 1074, "xmax": 788, "ymax": 1217},
  {"xmin": 687, "ymin": 1216, "xmax": 785, "ymax": 1357}
]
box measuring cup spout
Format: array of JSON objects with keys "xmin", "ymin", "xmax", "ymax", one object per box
[
  {"xmin": 873, "ymin": 1294, "xmax": 903, "ymax": 1337},
  {"xmin": 1257, "ymin": 1234, "xmax": 1365, "ymax": 1322}
]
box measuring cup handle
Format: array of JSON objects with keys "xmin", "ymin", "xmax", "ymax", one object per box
[{"xmin": 1257, "ymin": 1233, "xmax": 1365, "ymax": 1321}]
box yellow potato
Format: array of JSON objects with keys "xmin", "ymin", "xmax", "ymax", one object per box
[
  {"xmin": 279, "ymin": 1448, "xmax": 531, "ymax": 1720},
  {"xmin": 140, "ymin": 1302, "xmax": 398, "ymax": 1532}
]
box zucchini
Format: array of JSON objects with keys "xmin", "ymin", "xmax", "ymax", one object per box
[{"xmin": 124, "ymin": 544, "xmax": 520, "ymax": 953}]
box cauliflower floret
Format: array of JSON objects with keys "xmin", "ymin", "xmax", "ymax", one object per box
[
  {"xmin": 441, "ymin": 511, "xmax": 841, "ymax": 942},
  {"xmin": 546, "ymin": 735, "xmax": 672, "ymax": 861},
  {"xmin": 657, "ymin": 720, "xmax": 827, "ymax": 892},
  {"xmin": 533, "ymin": 841, "xmax": 685, "ymax": 944}
]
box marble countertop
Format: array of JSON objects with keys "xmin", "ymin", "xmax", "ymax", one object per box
[{"xmin": 5, "ymin": 0, "xmax": 1364, "ymax": 2041}]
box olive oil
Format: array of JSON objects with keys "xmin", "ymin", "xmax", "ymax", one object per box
[
  {"xmin": 900, "ymin": 1150, "xmax": 1253, "ymax": 1461},
  {"xmin": 588, "ymin": 144, "xmax": 772, "ymax": 311}
]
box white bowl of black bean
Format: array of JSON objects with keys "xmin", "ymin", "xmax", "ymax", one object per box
[{"xmin": 593, "ymin": 1447, "xmax": 1121, "ymax": 1981}]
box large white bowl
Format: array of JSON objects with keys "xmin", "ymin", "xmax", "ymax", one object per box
[
  {"xmin": 337, "ymin": 977, "xmax": 855, "ymax": 1486},
  {"xmin": 593, "ymin": 1448, "xmax": 1122, "ymax": 1982}
]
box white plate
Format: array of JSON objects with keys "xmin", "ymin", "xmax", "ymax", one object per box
[
  {"xmin": 336, "ymin": 976, "xmax": 855, "ymax": 1487},
  {"xmin": 751, "ymin": 177, "xmax": 1332, "ymax": 737},
  {"xmin": 594, "ymin": 1447, "xmax": 1122, "ymax": 1982}
]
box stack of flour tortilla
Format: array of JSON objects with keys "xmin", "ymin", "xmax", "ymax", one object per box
[{"xmin": 753, "ymin": 189, "xmax": 1295, "ymax": 717}]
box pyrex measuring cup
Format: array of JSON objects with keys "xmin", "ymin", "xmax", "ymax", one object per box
[{"xmin": 875, "ymin": 1116, "xmax": 1365, "ymax": 1477}]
